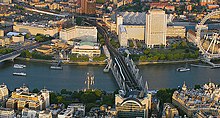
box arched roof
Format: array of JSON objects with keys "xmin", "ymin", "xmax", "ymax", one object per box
[{"xmin": 121, "ymin": 98, "xmax": 143, "ymax": 107}]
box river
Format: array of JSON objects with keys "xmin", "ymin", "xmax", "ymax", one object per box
[{"xmin": 0, "ymin": 60, "xmax": 219, "ymax": 92}]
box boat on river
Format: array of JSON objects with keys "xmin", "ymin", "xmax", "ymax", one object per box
[
  {"xmin": 14, "ymin": 64, "xmax": 26, "ymax": 69},
  {"xmin": 13, "ymin": 72, "xmax": 26, "ymax": 76},
  {"xmin": 50, "ymin": 66, "xmax": 63, "ymax": 70},
  {"xmin": 176, "ymin": 67, "xmax": 190, "ymax": 72}
]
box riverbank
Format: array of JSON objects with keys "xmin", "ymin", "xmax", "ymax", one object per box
[
  {"xmin": 16, "ymin": 57, "xmax": 201, "ymax": 66},
  {"xmin": 137, "ymin": 59, "xmax": 200, "ymax": 65},
  {"xmin": 16, "ymin": 57, "xmax": 107, "ymax": 65}
]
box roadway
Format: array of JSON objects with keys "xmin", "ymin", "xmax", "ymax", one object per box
[
  {"xmin": 0, "ymin": 41, "xmax": 50, "ymax": 62},
  {"xmin": 96, "ymin": 21, "xmax": 141, "ymax": 91}
]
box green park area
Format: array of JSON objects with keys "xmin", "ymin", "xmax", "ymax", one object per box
[
  {"xmin": 20, "ymin": 50, "xmax": 53, "ymax": 60},
  {"xmin": 44, "ymin": 89, "xmax": 115, "ymax": 112},
  {"xmin": 0, "ymin": 48, "xmax": 14, "ymax": 55},
  {"xmin": 34, "ymin": 34, "xmax": 52, "ymax": 42},
  {"xmin": 130, "ymin": 41, "xmax": 199, "ymax": 62}
]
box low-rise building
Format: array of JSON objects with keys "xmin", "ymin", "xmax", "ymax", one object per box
[
  {"xmin": 167, "ymin": 26, "xmax": 186, "ymax": 38},
  {"xmin": 162, "ymin": 103, "xmax": 179, "ymax": 118},
  {"xmin": 58, "ymin": 109, "xmax": 73, "ymax": 118},
  {"xmin": 67, "ymin": 103, "xmax": 85, "ymax": 117},
  {"xmin": 6, "ymin": 85, "xmax": 50, "ymax": 111},
  {"xmin": 186, "ymin": 30, "xmax": 196, "ymax": 44},
  {"xmin": 0, "ymin": 107, "xmax": 15, "ymax": 118},
  {"xmin": 12, "ymin": 35, "xmax": 24, "ymax": 43},
  {"xmin": 172, "ymin": 82, "xmax": 220, "ymax": 117},
  {"xmin": 39, "ymin": 110, "xmax": 52, "ymax": 118},
  {"xmin": 71, "ymin": 41, "xmax": 101, "ymax": 57},
  {"xmin": 13, "ymin": 23, "xmax": 59, "ymax": 37},
  {"xmin": 21, "ymin": 108, "xmax": 37, "ymax": 118},
  {"xmin": 36, "ymin": 45, "xmax": 53, "ymax": 54}
]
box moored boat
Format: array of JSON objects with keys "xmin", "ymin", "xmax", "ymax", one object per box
[
  {"xmin": 50, "ymin": 66, "xmax": 63, "ymax": 70},
  {"xmin": 14, "ymin": 64, "xmax": 26, "ymax": 69},
  {"xmin": 176, "ymin": 67, "xmax": 190, "ymax": 72},
  {"xmin": 13, "ymin": 72, "xmax": 26, "ymax": 76}
]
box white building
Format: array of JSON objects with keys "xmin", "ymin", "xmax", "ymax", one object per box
[
  {"xmin": 0, "ymin": 107, "xmax": 15, "ymax": 118},
  {"xmin": 12, "ymin": 35, "xmax": 25, "ymax": 43},
  {"xmin": 0, "ymin": 83, "xmax": 8, "ymax": 101},
  {"xmin": 118, "ymin": 25, "xmax": 145, "ymax": 47},
  {"xmin": 21, "ymin": 108, "xmax": 37, "ymax": 118},
  {"xmin": 116, "ymin": 15, "xmax": 123, "ymax": 35},
  {"xmin": 67, "ymin": 103, "xmax": 85, "ymax": 117},
  {"xmin": 58, "ymin": 109, "xmax": 73, "ymax": 118},
  {"xmin": 72, "ymin": 41, "xmax": 101, "ymax": 57},
  {"xmin": 167, "ymin": 26, "xmax": 186, "ymax": 38},
  {"xmin": 145, "ymin": 9, "xmax": 167, "ymax": 48},
  {"xmin": 39, "ymin": 110, "xmax": 52, "ymax": 118},
  {"xmin": 59, "ymin": 26, "xmax": 97, "ymax": 42}
]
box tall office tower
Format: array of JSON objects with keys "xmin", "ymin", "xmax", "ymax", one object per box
[
  {"xmin": 81, "ymin": 0, "xmax": 96, "ymax": 15},
  {"xmin": 145, "ymin": 9, "xmax": 167, "ymax": 48},
  {"xmin": 116, "ymin": 15, "xmax": 123, "ymax": 35}
]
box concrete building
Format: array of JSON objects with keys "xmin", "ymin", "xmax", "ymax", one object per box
[
  {"xmin": 115, "ymin": 90, "xmax": 151, "ymax": 118},
  {"xmin": 167, "ymin": 26, "xmax": 186, "ymax": 38},
  {"xmin": 0, "ymin": 107, "xmax": 15, "ymax": 118},
  {"xmin": 21, "ymin": 108, "xmax": 37, "ymax": 118},
  {"xmin": 6, "ymin": 85, "xmax": 50, "ymax": 111},
  {"xmin": 80, "ymin": 0, "xmax": 96, "ymax": 14},
  {"xmin": 39, "ymin": 110, "xmax": 52, "ymax": 118},
  {"xmin": 36, "ymin": 45, "xmax": 53, "ymax": 54},
  {"xmin": 0, "ymin": 0, "xmax": 12, "ymax": 4},
  {"xmin": 0, "ymin": 37, "xmax": 11, "ymax": 46},
  {"xmin": 116, "ymin": 15, "xmax": 123, "ymax": 35},
  {"xmin": 145, "ymin": 9, "xmax": 167, "ymax": 48},
  {"xmin": 0, "ymin": 23, "xmax": 13, "ymax": 37},
  {"xmin": 12, "ymin": 35, "xmax": 24, "ymax": 43},
  {"xmin": 186, "ymin": 30, "xmax": 196, "ymax": 44},
  {"xmin": 0, "ymin": 83, "xmax": 8, "ymax": 101},
  {"xmin": 162, "ymin": 103, "xmax": 179, "ymax": 118},
  {"xmin": 67, "ymin": 103, "xmax": 85, "ymax": 117},
  {"xmin": 59, "ymin": 26, "xmax": 97, "ymax": 42},
  {"xmin": 71, "ymin": 41, "xmax": 101, "ymax": 57},
  {"xmin": 118, "ymin": 25, "xmax": 145, "ymax": 47},
  {"xmin": 58, "ymin": 109, "xmax": 73, "ymax": 118},
  {"xmin": 13, "ymin": 23, "xmax": 59, "ymax": 37}
]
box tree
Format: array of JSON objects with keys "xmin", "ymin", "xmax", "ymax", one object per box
[
  {"xmin": 32, "ymin": 88, "xmax": 39, "ymax": 93},
  {"xmin": 194, "ymin": 85, "xmax": 201, "ymax": 90},
  {"xmin": 180, "ymin": 41, "xmax": 187, "ymax": 48},
  {"xmin": 139, "ymin": 56, "xmax": 147, "ymax": 62},
  {"xmin": 25, "ymin": 34, "xmax": 31, "ymax": 39},
  {"xmin": 57, "ymin": 96, "xmax": 63, "ymax": 103},
  {"xmin": 129, "ymin": 41, "xmax": 134, "ymax": 48},
  {"xmin": 76, "ymin": 17, "xmax": 83, "ymax": 25},
  {"xmin": 143, "ymin": 49, "xmax": 150, "ymax": 55}
]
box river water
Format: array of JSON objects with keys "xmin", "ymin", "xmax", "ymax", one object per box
[{"xmin": 0, "ymin": 60, "xmax": 219, "ymax": 92}]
